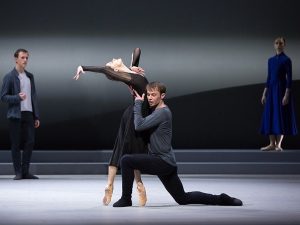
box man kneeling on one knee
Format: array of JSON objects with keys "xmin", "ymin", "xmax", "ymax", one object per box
[{"xmin": 113, "ymin": 81, "xmax": 243, "ymax": 207}]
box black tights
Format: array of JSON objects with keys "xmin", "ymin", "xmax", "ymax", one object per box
[{"xmin": 121, "ymin": 154, "xmax": 220, "ymax": 205}]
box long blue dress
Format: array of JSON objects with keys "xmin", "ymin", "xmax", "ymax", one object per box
[{"xmin": 260, "ymin": 52, "xmax": 298, "ymax": 135}]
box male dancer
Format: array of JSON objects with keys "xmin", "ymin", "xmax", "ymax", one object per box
[
  {"xmin": 1, "ymin": 49, "xmax": 40, "ymax": 180},
  {"xmin": 113, "ymin": 81, "xmax": 243, "ymax": 207}
]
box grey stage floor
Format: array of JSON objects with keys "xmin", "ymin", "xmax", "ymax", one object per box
[{"xmin": 0, "ymin": 175, "xmax": 300, "ymax": 225}]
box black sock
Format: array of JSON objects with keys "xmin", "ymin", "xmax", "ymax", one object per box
[
  {"xmin": 219, "ymin": 193, "xmax": 243, "ymax": 206},
  {"xmin": 113, "ymin": 197, "xmax": 132, "ymax": 207}
]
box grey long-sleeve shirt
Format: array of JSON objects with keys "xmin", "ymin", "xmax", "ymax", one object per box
[{"xmin": 134, "ymin": 100, "xmax": 177, "ymax": 167}]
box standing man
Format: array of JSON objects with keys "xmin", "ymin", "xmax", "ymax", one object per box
[
  {"xmin": 113, "ymin": 82, "xmax": 242, "ymax": 207},
  {"xmin": 260, "ymin": 37, "xmax": 298, "ymax": 151},
  {"xmin": 1, "ymin": 49, "xmax": 40, "ymax": 180}
]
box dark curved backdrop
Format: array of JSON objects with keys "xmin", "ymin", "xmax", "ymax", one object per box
[{"xmin": 0, "ymin": 0, "xmax": 299, "ymax": 149}]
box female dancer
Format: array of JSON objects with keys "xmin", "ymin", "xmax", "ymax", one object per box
[
  {"xmin": 74, "ymin": 48, "xmax": 149, "ymax": 206},
  {"xmin": 260, "ymin": 37, "xmax": 298, "ymax": 151}
]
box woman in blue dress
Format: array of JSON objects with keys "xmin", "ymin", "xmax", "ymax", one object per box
[{"xmin": 260, "ymin": 37, "xmax": 298, "ymax": 151}]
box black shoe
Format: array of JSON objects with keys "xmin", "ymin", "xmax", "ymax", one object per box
[
  {"xmin": 219, "ymin": 193, "xmax": 243, "ymax": 206},
  {"xmin": 23, "ymin": 173, "xmax": 39, "ymax": 179},
  {"xmin": 13, "ymin": 173, "xmax": 23, "ymax": 180},
  {"xmin": 113, "ymin": 197, "xmax": 132, "ymax": 207}
]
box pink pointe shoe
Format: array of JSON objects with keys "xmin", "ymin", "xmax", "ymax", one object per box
[
  {"xmin": 103, "ymin": 185, "xmax": 113, "ymax": 206},
  {"xmin": 137, "ymin": 182, "xmax": 147, "ymax": 207}
]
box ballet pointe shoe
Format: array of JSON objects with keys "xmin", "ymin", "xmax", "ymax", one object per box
[
  {"xmin": 103, "ymin": 185, "xmax": 113, "ymax": 206},
  {"xmin": 137, "ymin": 182, "xmax": 147, "ymax": 207},
  {"xmin": 260, "ymin": 145, "xmax": 276, "ymax": 151}
]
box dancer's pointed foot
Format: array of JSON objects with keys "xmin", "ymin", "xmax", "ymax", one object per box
[
  {"xmin": 275, "ymin": 146, "xmax": 283, "ymax": 151},
  {"xmin": 260, "ymin": 144, "xmax": 276, "ymax": 151},
  {"xmin": 103, "ymin": 184, "xmax": 113, "ymax": 206},
  {"xmin": 219, "ymin": 193, "xmax": 243, "ymax": 206},
  {"xmin": 137, "ymin": 182, "xmax": 147, "ymax": 207}
]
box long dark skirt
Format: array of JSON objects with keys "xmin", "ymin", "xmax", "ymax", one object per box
[{"xmin": 109, "ymin": 104, "xmax": 148, "ymax": 167}]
